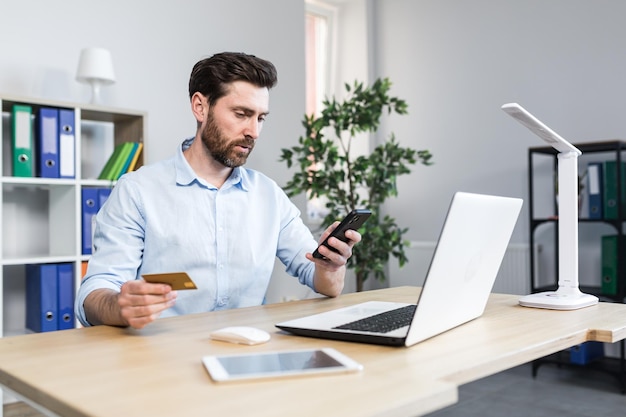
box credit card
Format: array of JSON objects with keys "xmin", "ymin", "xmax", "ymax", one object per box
[{"xmin": 142, "ymin": 272, "xmax": 198, "ymax": 290}]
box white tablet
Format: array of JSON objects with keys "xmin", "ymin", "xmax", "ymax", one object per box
[{"xmin": 202, "ymin": 348, "xmax": 363, "ymax": 382}]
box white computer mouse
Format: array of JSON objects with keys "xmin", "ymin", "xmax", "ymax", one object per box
[{"xmin": 209, "ymin": 326, "xmax": 271, "ymax": 345}]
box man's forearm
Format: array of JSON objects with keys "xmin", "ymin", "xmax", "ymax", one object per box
[
  {"xmin": 84, "ymin": 288, "xmax": 128, "ymax": 327},
  {"xmin": 313, "ymin": 266, "xmax": 345, "ymax": 297}
]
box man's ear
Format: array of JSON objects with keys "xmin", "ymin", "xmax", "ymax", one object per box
[{"xmin": 190, "ymin": 92, "xmax": 207, "ymax": 123}]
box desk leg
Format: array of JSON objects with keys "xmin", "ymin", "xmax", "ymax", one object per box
[
  {"xmin": 531, "ymin": 359, "xmax": 540, "ymax": 378},
  {"xmin": 618, "ymin": 340, "xmax": 626, "ymax": 395}
]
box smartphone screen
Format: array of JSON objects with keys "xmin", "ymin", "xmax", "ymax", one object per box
[{"xmin": 313, "ymin": 209, "xmax": 371, "ymax": 259}]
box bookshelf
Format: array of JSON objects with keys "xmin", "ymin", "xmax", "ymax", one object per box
[
  {"xmin": 527, "ymin": 140, "xmax": 626, "ymax": 393},
  {"xmin": 0, "ymin": 94, "xmax": 146, "ymax": 338},
  {"xmin": 527, "ymin": 140, "xmax": 626, "ymax": 300}
]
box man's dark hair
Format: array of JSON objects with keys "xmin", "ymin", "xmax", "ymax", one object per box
[{"xmin": 188, "ymin": 52, "xmax": 278, "ymax": 105}]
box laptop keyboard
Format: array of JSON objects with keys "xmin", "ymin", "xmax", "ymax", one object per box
[{"xmin": 333, "ymin": 305, "xmax": 417, "ymax": 333}]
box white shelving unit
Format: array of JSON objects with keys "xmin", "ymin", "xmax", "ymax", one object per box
[{"xmin": 0, "ymin": 95, "xmax": 146, "ymax": 338}]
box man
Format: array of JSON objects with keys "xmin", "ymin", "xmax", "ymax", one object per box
[{"xmin": 75, "ymin": 52, "xmax": 361, "ymax": 329}]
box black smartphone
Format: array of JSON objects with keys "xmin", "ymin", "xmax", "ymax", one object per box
[{"xmin": 312, "ymin": 209, "xmax": 372, "ymax": 259}]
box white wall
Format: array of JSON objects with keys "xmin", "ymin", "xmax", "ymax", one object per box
[{"xmin": 370, "ymin": 0, "xmax": 626, "ymax": 246}]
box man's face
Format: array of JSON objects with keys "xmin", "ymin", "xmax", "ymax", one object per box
[{"xmin": 200, "ymin": 81, "xmax": 270, "ymax": 168}]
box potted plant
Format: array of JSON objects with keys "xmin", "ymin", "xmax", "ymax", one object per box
[{"xmin": 280, "ymin": 78, "xmax": 433, "ymax": 292}]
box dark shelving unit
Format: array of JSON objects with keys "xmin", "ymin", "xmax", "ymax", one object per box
[{"xmin": 528, "ymin": 140, "xmax": 626, "ymax": 393}]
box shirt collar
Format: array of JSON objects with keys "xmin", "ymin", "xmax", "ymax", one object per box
[{"xmin": 174, "ymin": 138, "xmax": 249, "ymax": 191}]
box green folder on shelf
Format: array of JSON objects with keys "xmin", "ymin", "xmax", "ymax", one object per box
[
  {"xmin": 98, "ymin": 143, "xmax": 126, "ymax": 180},
  {"xmin": 117, "ymin": 142, "xmax": 139, "ymax": 177},
  {"xmin": 11, "ymin": 104, "xmax": 34, "ymax": 177},
  {"xmin": 601, "ymin": 234, "xmax": 623, "ymax": 295},
  {"xmin": 602, "ymin": 160, "xmax": 626, "ymax": 219},
  {"xmin": 125, "ymin": 142, "xmax": 143, "ymax": 173},
  {"xmin": 98, "ymin": 142, "xmax": 136, "ymax": 181}
]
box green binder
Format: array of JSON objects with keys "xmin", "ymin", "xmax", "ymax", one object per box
[
  {"xmin": 98, "ymin": 142, "xmax": 134, "ymax": 180},
  {"xmin": 116, "ymin": 142, "xmax": 139, "ymax": 179},
  {"xmin": 107, "ymin": 142, "xmax": 136, "ymax": 180},
  {"xmin": 601, "ymin": 234, "xmax": 622, "ymax": 295},
  {"xmin": 11, "ymin": 104, "xmax": 34, "ymax": 177},
  {"xmin": 602, "ymin": 161, "xmax": 626, "ymax": 219}
]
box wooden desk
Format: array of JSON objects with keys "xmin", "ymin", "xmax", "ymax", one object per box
[{"xmin": 1, "ymin": 286, "xmax": 626, "ymax": 417}]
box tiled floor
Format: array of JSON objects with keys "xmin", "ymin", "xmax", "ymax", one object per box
[{"xmin": 426, "ymin": 362, "xmax": 626, "ymax": 416}]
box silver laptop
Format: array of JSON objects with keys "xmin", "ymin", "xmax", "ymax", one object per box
[{"xmin": 276, "ymin": 191, "xmax": 523, "ymax": 347}]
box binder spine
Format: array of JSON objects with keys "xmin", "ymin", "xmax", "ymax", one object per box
[
  {"xmin": 57, "ymin": 263, "xmax": 75, "ymax": 330},
  {"xmin": 26, "ymin": 263, "xmax": 58, "ymax": 333},
  {"xmin": 37, "ymin": 107, "xmax": 60, "ymax": 178},
  {"xmin": 12, "ymin": 104, "xmax": 34, "ymax": 177},
  {"xmin": 587, "ymin": 162, "xmax": 603, "ymax": 219},
  {"xmin": 603, "ymin": 161, "xmax": 626, "ymax": 220},
  {"xmin": 601, "ymin": 235, "xmax": 620, "ymax": 295},
  {"xmin": 82, "ymin": 188, "xmax": 99, "ymax": 255},
  {"xmin": 59, "ymin": 109, "xmax": 76, "ymax": 179}
]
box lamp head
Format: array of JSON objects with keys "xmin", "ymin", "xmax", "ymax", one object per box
[
  {"xmin": 501, "ymin": 103, "xmax": 581, "ymax": 155},
  {"xmin": 76, "ymin": 47, "xmax": 116, "ymax": 104}
]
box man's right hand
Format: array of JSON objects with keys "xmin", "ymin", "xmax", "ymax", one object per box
[
  {"xmin": 84, "ymin": 281, "xmax": 177, "ymax": 329},
  {"xmin": 118, "ymin": 280, "xmax": 178, "ymax": 329}
]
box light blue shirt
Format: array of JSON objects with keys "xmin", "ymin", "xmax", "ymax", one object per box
[{"xmin": 75, "ymin": 138, "xmax": 318, "ymax": 326}]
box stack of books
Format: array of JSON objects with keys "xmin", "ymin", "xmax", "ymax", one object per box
[{"xmin": 98, "ymin": 141, "xmax": 143, "ymax": 181}]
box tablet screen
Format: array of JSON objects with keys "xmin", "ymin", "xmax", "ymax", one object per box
[
  {"xmin": 202, "ymin": 348, "xmax": 362, "ymax": 382},
  {"xmin": 219, "ymin": 349, "xmax": 341, "ymax": 375}
]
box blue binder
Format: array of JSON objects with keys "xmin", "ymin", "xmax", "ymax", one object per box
[
  {"xmin": 587, "ymin": 162, "xmax": 603, "ymax": 219},
  {"xmin": 82, "ymin": 188, "xmax": 99, "ymax": 255},
  {"xmin": 59, "ymin": 109, "xmax": 75, "ymax": 179},
  {"xmin": 98, "ymin": 187, "xmax": 112, "ymax": 209},
  {"xmin": 57, "ymin": 263, "xmax": 75, "ymax": 330},
  {"xmin": 26, "ymin": 264, "xmax": 58, "ymax": 333},
  {"xmin": 569, "ymin": 341, "xmax": 604, "ymax": 365},
  {"xmin": 36, "ymin": 107, "xmax": 60, "ymax": 178}
]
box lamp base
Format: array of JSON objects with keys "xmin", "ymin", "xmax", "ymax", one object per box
[{"xmin": 519, "ymin": 289, "xmax": 599, "ymax": 310}]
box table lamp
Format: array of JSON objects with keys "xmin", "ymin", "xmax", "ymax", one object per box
[
  {"xmin": 76, "ymin": 47, "xmax": 116, "ymax": 104},
  {"xmin": 501, "ymin": 102, "xmax": 598, "ymax": 310}
]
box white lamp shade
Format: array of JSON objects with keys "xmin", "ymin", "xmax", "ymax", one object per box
[{"xmin": 76, "ymin": 47, "xmax": 116, "ymax": 85}]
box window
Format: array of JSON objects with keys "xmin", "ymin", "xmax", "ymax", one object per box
[
  {"xmin": 305, "ymin": 1, "xmax": 336, "ymax": 222},
  {"xmin": 305, "ymin": 1, "xmax": 336, "ymax": 116}
]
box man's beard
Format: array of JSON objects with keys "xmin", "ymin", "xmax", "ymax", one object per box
[{"xmin": 201, "ymin": 112, "xmax": 255, "ymax": 168}]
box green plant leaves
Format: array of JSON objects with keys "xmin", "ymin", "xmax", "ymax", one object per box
[{"xmin": 279, "ymin": 78, "xmax": 433, "ymax": 291}]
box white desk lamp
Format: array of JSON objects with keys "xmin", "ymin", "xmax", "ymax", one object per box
[
  {"xmin": 76, "ymin": 47, "xmax": 116, "ymax": 104},
  {"xmin": 502, "ymin": 103, "xmax": 599, "ymax": 310}
]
